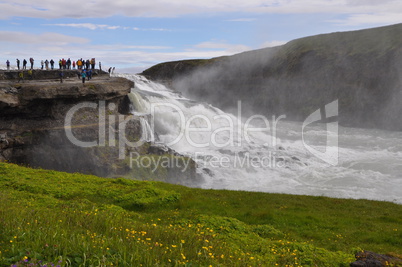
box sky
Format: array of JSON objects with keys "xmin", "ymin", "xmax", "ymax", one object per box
[{"xmin": 1, "ymin": 0, "xmax": 402, "ymax": 73}]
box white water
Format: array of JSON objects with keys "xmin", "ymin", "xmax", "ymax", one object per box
[
  {"xmin": 139, "ymin": 117, "xmax": 155, "ymax": 142},
  {"xmin": 120, "ymin": 74, "xmax": 402, "ymax": 204}
]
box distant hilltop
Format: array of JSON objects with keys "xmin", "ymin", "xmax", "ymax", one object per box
[{"xmin": 142, "ymin": 23, "xmax": 402, "ymax": 131}]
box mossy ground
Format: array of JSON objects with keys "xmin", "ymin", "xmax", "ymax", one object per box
[{"xmin": 0, "ymin": 162, "xmax": 401, "ymax": 266}]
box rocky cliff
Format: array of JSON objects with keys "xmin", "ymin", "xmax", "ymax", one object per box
[
  {"xmin": 142, "ymin": 23, "xmax": 402, "ymax": 131},
  {"xmin": 0, "ymin": 70, "xmax": 197, "ymax": 185}
]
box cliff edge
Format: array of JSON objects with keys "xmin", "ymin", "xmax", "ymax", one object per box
[{"xmin": 0, "ymin": 70, "xmax": 197, "ymax": 185}]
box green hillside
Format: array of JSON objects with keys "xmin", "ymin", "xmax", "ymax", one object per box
[
  {"xmin": 0, "ymin": 162, "xmax": 401, "ymax": 266},
  {"xmin": 142, "ymin": 23, "xmax": 402, "ymax": 131}
]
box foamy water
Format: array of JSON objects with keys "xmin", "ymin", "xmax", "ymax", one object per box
[
  {"xmin": 2, "ymin": 66, "xmax": 399, "ymax": 203},
  {"xmin": 115, "ymin": 74, "xmax": 402, "ymax": 203}
]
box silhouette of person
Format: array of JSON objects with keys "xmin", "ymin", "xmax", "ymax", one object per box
[{"xmin": 29, "ymin": 58, "xmax": 34, "ymax": 69}]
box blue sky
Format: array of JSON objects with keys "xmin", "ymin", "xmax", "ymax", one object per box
[{"xmin": 1, "ymin": 0, "xmax": 402, "ymax": 73}]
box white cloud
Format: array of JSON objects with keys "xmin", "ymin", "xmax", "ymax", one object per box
[
  {"xmin": 260, "ymin": 40, "xmax": 288, "ymax": 48},
  {"xmin": 330, "ymin": 13, "xmax": 402, "ymax": 26},
  {"xmin": 45, "ymin": 23, "xmax": 171, "ymax": 31},
  {"xmin": 45, "ymin": 23, "xmax": 121, "ymax": 30},
  {"xmin": 90, "ymin": 44, "xmax": 172, "ymax": 50},
  {"xmin": 0, "ymin": 0, "xmax": 401, "ymax": 24},
  {"xmin": 0, "ymin": 31, "xmax": 89, "ymax": 45}
]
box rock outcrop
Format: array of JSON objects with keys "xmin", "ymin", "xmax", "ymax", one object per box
[
  {"xmin": 0, "ymin": 70, "xmax": 197, "ymax": 184},
  {"xmin": 0, "ymin": 71, "xmax": 131, "ymax": 116},
  {"xmin": 350, "ymin": 251, "xmax": 402, "ymax": 267}
]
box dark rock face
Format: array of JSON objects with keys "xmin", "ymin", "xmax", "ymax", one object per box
[
  {"xmin": 0, "ymin": 73, "xmax": 133, "ymax": 117},
  {"xmin": 142, "ymin": 23, "xmax": 402, "ymax": 131},
  {"xmin": 0, "ymin": 74, "xmax": 136, "ymax": 176},
  {"xmin": 350, "ymin": 251, "xmax": 402, "ymax": 267}
]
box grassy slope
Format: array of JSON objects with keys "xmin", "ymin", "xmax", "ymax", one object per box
[
  {"xmin": 0, "ymin": 162, "xmax": 401, "ymax": 266},
  {"xmin": 143, "ymin": 24, "xmax": 402, "ymax": 77}
]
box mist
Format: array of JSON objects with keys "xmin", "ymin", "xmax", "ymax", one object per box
[
  {"xmin": 171, "ymin": 24, "xmax": 402, "ymax": 131},
  {"xmin": 131, "ymin": 24, "xmax": 402, "ymax": 204},
  {"xmin": 123, "ymin": 73, "xmax": 402, "ymax": 204}
]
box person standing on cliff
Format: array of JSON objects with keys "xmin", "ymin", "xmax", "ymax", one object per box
[
  {"xmin": 81, "ymin": 70, "xmax": 86, "ymax": 83},
  {"xmin": 50, "ymin": 59, "xmax": 54, "ymax": 70},
  {"xmin": 45, "ymin": 59, "xmax": 49, "ymax": 70},
  {"xmin": 16, "ymin": 59, "xmax": 20, "ymax": 70},
  {"xmin": 87, "ymin": 69, "xmax": 92, "ymax": 80},
  {"xmin": 29, "ymin": 58, "xmax": 34, "ymax": 69},
  {"xmin": 23, "ymin": 59, "xmax": 27, "ymax": 70},
  {"xmin": 6, "ymin": 60, "xmax": 10, "ymax": 70},
  {"xmin": 41, "ymin": 60, "xmax": 44, "ymax": 70}
]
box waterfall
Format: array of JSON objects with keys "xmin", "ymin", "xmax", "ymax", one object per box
[
  {"xmin": 117, "ymin": 73, "xmax": 402, "ymax": 204},
  {"xmin": 128, "ymin": 91, "xmax": 149, "ymax": 115},
  {"xmin": 139, "ymin": 116, "xmax": 155, "ymax": 142},
  {"xmin": 128, "ymin": 83, "xmax": 156, "ymax": 143}
]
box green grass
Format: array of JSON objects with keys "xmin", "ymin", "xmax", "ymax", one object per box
[{"xmin": 0, "ymin": 162, "xmax": 401, "ymax": 266}]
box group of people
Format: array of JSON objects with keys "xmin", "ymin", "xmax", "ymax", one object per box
[
  {"xmin": 78, "ymin": 68, "xmax": 94, "ymax": 84},
  {"xmin": 5, "ymin": 58, "xmax": 117, "ymax": 84},
  {"xmin": 6, "ymin": 58, "xmax": 34, "ymax": 70},
  {"xmin": 6, "ymin": 58, "xmax": 102, "ymax": 71},
  {"xmin": 56, "ymin": 58, "xmax": 100, "ymax": 71}
]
